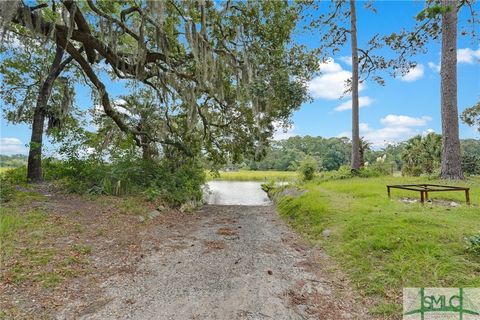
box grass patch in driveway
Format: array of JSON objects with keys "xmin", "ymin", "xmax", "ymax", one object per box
[{"xmin": 275, "ymin": 176, "xmax": 480, "ymax": 317}]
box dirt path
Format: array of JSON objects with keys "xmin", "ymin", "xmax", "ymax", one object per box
[{"xmin": 67, "ymin": 205, "xmax": 369, "ymax": 320}]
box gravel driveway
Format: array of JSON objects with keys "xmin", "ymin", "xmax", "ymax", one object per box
[{"xmin": 73, "ymin": 204, "xmax": 368, "ymax": 320}]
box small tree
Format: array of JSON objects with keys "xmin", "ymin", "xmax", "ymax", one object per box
[
  {"xmin": 298, "ymin": 157, "xmax": 318, "ymax": 181},
  {"xmin": 401, "ymin": 133, "xmax": 442, "ymax": 176}
]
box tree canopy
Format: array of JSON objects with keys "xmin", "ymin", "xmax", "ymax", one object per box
[{"xmin": 1, "ymin": 0, "xmax": 317, "ymax": 168}]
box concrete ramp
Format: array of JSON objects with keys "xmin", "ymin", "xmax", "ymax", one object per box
[{"xmin": 204, "ymin": 181, "xmax": 271, "ymax": 206}]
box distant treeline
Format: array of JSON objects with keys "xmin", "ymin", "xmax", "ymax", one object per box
[
  {"xmin": 241, "ymin": 136, "xmax": 480, "ymax": 174},
  {"xmin": 1, "ymin": 136, "xmax": 479, "ymax": 174},
  {"xmin": 0, "ymin": 154, "xmax": 27, "ymax": 168}
]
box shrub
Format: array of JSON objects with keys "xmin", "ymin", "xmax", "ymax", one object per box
[
  {"xmin": 465, "ymin": 233, "xmax": 480, "ymax": 256},
  {"xmin": 315, "ymin": 165, "xmax": 353, "ymax": 181},
  {"xmin": 401, "ymin": 133, "xmax": 441, "ymax": 176},
  {"xmin": 153, "ymin": 158, "xmax": 206, "ymax": 206},
  {"xmin": 0, "ymin": 176, "xmax": 15, "ymax": 203},
  {"xmin": 359, "ymin": 162, "xmax": 391, "ymax": 177},
  {"xmin": 298, "ymin": 157, "xmax": 317, "ymax": 181},
  {"xmin": 42, "ymin": 157, "xmax": 205, "ymax": 206},
  {"xmin": 0, "ymin": 167, "xmax": 27, "ymax": 203},
  {"xmin": 462, "ymin": 154, "xmax": 480, "ymax": 175},
  {"xmin": 261, "ymin": 180, "xmax": 275, "ymax": 193}
]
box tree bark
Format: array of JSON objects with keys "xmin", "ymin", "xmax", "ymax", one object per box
[
  {"xmin": 27, "ymin": 46, "xmax": 71, "ymax": 182},
  {"xmin": 350, "ymin": 0, "xmax": 361, "ymax": 171},
  {"xmin": 440, "ymin": 0, "xmax": 464, "ymax": 179}
]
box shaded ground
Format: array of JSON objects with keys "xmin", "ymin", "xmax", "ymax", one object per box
[{"xmin": 1, "ymin": 186, "xmax": 369, "ymax": 319}]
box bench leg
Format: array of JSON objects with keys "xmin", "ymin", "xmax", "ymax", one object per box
[
  {"xmin": 420, "ymin": 191, "xmax": 425, "ymax": 204},
  {"xmin": 387, "ymin": 186, "xmax": 391, "ymax": 198},
  {"xmin": 465, "ymin": 189, "xmax": 470, "ymax": 205}
]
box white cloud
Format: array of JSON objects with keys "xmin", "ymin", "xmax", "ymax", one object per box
[
  {"xmin": 337, "ymin": 114, "xmax": 432, "ymax": 148},
  {"xmin": 113, "ymin": 99, "xmax": 135, "ymax": 118},
  {"xmin": 426, "ymin": 47, "xmax": 479, "ymax": 71},
  {"xmin": 422, "ymin": 128, "xmax": 435, "ymax": 135},
  {"xmin": 93, "ymin": 99, "xmax": 134, "ymax": 118},
  {"xmin": 428, "ymin": 62, "xmax": 440, "ymax": 72},
  {"xmin": 272, "ymin": 122, "xmax": 296, "ymax": 141},
  {"xmin": 334, "ymin": 96, "xmax": 375, "ymax": 112},
  {"xmin": 338, "ymin": 56, "xmax": 353, "ymax": 66},
  {"xmin": 308, "ymin": 58, "xmax": 365, "ymax": 100},
  {"xmin": 400, "ymin": 64, "xmax": 425, "ymax": 82},
  {"xmin": 457, "ymin": 47, "xmax": 480, "ymax": 64},
  {"xmin": 320, "ymin": 58, "xmax": 343, "ymax": 73},
  {"xmin": 0, "ymin": 137, "xmax": 27, "ymax": 155},
  {"xmin": 380, "ymin": 114, "xmax": 432, "ymax": 127}
]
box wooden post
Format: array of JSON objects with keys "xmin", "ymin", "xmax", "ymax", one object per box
[
  {"xmin": 425, "ymin": 191, "xmax": 429, "ymax": 202},
  {"xmin": 387, "ymin": 186, "xmax": 391, "ymax": 198},
  {"xmin": 420, "ymin": 191, "xmax": 425, "ymax": 204},
  {"xmin": 465, "ymin": 188, "xmax": 470, "ymax": 205}
]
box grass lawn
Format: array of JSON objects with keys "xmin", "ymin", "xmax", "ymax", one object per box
[
  {"xmin": 275, "ymin": 176, "xmax": 480, "ymax": 318},
  {"xmin": 208, "ymin": 170, "xmax": 297, "ymax": 182}
]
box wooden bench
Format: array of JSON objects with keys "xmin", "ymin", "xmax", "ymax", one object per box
[{"xmin": 386, "ymin": 184, "xmax": 470, "ymax": 205}]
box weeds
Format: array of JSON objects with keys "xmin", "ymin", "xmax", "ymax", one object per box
[
  {"xmin": 465, "ymin": 233, "xmax": 480, "ymax": 256},
  {"xmin": 275, "ymin": 176, "xmax": 480, "ymax": 316}
]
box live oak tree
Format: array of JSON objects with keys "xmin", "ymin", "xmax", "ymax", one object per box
[
  {"xmin": 1, "ymin": 1, "xmax": 316, "ymax": 173},
  {"xmin": 0, "ymin": 31, "xmax": 75, "ymax": 182}
]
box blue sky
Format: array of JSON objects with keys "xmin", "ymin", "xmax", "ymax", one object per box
[
  {"xmin": 274, "ymin": 1, "xmax": 480, "ymax": 146},
  {"xmin": 1, "ymin": 1, "xmax": 479, "ymax": 154}
]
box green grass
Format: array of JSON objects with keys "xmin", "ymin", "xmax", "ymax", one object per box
[
  {"xmin": 0, "ymin": 207, "xmax": 48, "ymax": 258},
  {"xmin": 208, "ymin": 170, "xmax": 297, "ymax": 182},
  {"xmin": 275, "ymin": 176, "xmax": 480, "ymax": 317},
  {"xmin": 0, "ymin": 167, "xmax": 13, "ymax": 174},
  {"xmin": 0, "ymin": 204, "xmax": 90, "ymax": 290}
]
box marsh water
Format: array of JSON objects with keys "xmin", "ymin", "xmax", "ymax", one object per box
[{"xmin": 204, "ymin": 181, "xmax": 272, "ymax": 206}]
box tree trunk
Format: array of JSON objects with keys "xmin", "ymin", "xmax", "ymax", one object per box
[
  {"xmin": 27, "ymin": 46, "xmax": 69, "ymax": 182},
  {"xmin": 140, "ymin": 132, "xmax": 158, "ymax": 161},
  {"xmin": 350, "ymin": 0, "xmax": 361, "ymax": 171},
  {"xmin": 27, "ymin": 97, "xmax": 48, "ymax": 182},
  {"xmin": 440, "ymin": 0, "xmax": 463, "ymax": 179}
]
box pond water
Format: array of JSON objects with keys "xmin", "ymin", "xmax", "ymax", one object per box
[{"xmin": 204, "ymin": 181, "xmax": 272, "ymax": 206}]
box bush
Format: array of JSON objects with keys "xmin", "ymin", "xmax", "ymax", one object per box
[
  {"xmin": 465, "ymin": 233, "xmax": 480, "ymax": 256},
  {"xmin": 317, "ymin": 165, "xmax": 353, "ymax": 181},
  {"xmin": 419, "ymin": 167, "xmax": 441, "ymax": 179},
  {"xmin": 401, "ymin": 133, "xmax": 441, "ymax": 176},
  {"xmin": 0, "ymin": 167, "xmax": 27, "ymax": 203},
  {"xmin": 359, "ymin": 162, "xmax": 391, "ymax": 177},
  {"xmin": 0, "ymin": 176, "xmax": 15, "ymax": 203},
  {"xmin": 298, "ymin": 157, "xmax": 317, "ymax": 181},
  {"xmin": 462, "ymin": 154, "xmax": 480, "ymax": 175},
  {"xmin": 261, "ymin": 180, "xmax": 275, "ymax": 193},
  {"xmin": 153, "ymin": 159, "xmax": 206, "ymax": 206},
  {"xmin": 43, "ymin": 157, "xmax": 205, "ymax": 206}
]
